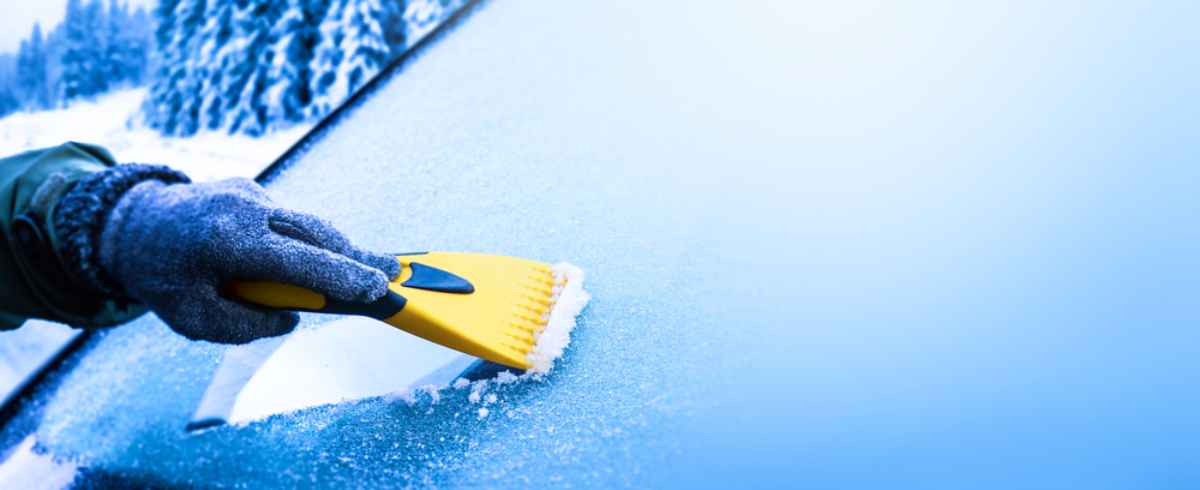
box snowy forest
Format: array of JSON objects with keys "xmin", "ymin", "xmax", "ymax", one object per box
[
  {"xmin": 0, "ymin": 0, "xmax": 152, "ymax": 116},
  {"xmin": 0, "ymin": 0, "xmax": 460, "ymax": 137},
  {"xmin": 145, "ymin": 0, "xmax": 409, "ymax": 136}
]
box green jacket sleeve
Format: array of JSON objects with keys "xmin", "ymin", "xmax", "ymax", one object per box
[{"xmin": 0, "ymin": 142, "xmax": 146, "ymax": 330}]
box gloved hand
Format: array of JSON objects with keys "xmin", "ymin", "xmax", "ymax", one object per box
[{"xmin": 91, "ymin": 175, "xmax": 399, "ymax": 343}]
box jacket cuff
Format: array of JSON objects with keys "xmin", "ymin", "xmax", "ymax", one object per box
[{"xmin": 53, "ymin": 164, "xmax": 190, "ymax": 297}]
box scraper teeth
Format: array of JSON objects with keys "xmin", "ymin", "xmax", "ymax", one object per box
[
  {"xmin": 519, "ymin": 304, "xmax": 548, "ymax": 316},
  {"xmin": 507, "ymin": 331, "xmax": 536, "ymax": 344},
  {"xmin": 509, "ymin": 321, "xmax": 535, "ymax": 334},
  {"xmin": 524, "ymin": 294, "xmax": 552, "ymax": 307},
  {"xmin": 498, "ymin": 264, "xmax": 566, "ymax": 357},
  {"xmin": 511, "ymin": 309, "xmax": 544, "ymax": 326}
]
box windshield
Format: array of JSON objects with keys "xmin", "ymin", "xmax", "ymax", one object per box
[{"xmin": 2, "ymin": 0, "xmax": 1198, "ymax": 488}]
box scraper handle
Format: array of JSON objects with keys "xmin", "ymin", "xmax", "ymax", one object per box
[{"xmin": 225, "ymin": 281, "xmax": 408, "ymax": 320}]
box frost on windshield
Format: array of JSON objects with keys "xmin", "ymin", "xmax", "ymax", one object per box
[
  {"xmin": 4, "ymin": 0, "xmax": 706, "ymax": 485},
  {"xmin": 0, "ymin": 0, "xmax": 1191, "ymax": 484},
  {"xmin": 0, "ymin": 322, "xmax": 77, "ymax": 408}
]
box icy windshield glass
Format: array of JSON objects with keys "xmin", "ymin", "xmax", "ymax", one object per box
[
  {"xmin": 2, "ymin": 0, "xmax": 1198, "ymax": 487},
  {"xmin": 0, "ymin": 0, "xmax": 471, "ymax": 427},
  {"xmin": 0, "ymin": 322, "xmax": 76, "ymax": 409}
]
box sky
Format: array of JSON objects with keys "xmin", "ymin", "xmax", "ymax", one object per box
[{"xmin": 0, "ymin": 0, "xmax": 157, "ymax": 53}]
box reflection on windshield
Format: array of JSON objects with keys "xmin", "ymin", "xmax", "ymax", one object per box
[
  {"xmin": 0, "ymin": 435, "xmax": 76, "ymax": 488},
  {"xmin": 191, "ymin": 316, "xmax": 472, "ymax": 429}
]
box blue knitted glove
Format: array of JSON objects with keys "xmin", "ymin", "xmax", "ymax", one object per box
[{"xmin": 59, "ymin": 168, "xmax": 399, "ymax": 343}]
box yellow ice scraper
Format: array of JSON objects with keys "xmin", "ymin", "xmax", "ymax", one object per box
[{"xmin": 228, "ymin": 252, "xmax": 578, "ymax": 371}]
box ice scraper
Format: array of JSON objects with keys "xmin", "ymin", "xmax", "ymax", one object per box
[
  {"xmin": 229, "ymin": 251, "xmax": 584, "ymax": 371},
  {"xmin": 186, "ymin": 252, "xmax": 587, "ymax": 431}
]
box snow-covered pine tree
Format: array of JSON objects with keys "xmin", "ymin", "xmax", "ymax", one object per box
[
  {"xmin": 15, "ymin": 40, "xmax": 32, "ymax": 106},
  {"xmin": 382, "ymin": 0, "xmax": 406, "ymax": 49},
  {"xmin": 196, "ymin": 0, "xmax": 238, "ymax": 131},
  {"xmin": 142, "ymin": 0, "xmax": 411, "ymax": 136},
  {"xmin": 307, "ymin": 1, "xmax": 345, "ymax": 119},
  {"xmin": 308, "ymin": 0, "xmax": 404, "ymax": 119},
  {"xmin": 125, "ymin": 6, "xmax": 153, "ymax": 84},
  {"xmin": 0, "ymin": 86, "xmax": 18, "ymax": 117},
  {"xmin": 60, "ymin": 0, "xmax": 103, "ymax": 102},
  {"xmin": 225, "ymin": 0, "xmax": 286, "ymax": 136},
  {"xmin": 143, "ymin": 0, "xmax": 207, "ymax": 135},
  {"xmin": 15, "ymin": 24, "xmax": 50, "ymax": 109},
  {"xmin": 86, "ymin": 0, "xmax": 110, "ymax": 93},
  {"xmin": 403, "ymin": 0, "xmax": 443, "ymax": 40},
  {"xmin": 103, "ymin": 0, "xmax": 127, "ymax": 86},
  {"xmin": 35, "ymin": 23, "xmax": 53, "ymax": 109},
  {"xmin": 144, "ymin": 0, "xmax": 183, "ymax": 132},
  {"xmin": 15, "ymin": 40, "xmax": 30, "ymax": 94},
  {"xmin": 177, "ymin": 0, "xmax": 229, "ymax": 135},
  {"xmin": 102, "ymin": 0, "xmax": 148, "ymax": 87},
  {"xmin": 263, "ymin": 0, "xmax": 331, "ymax": 125},
  {"xmin": 171, "ymin": 0, "xmax": 211, "ymax": 136},
  {"xmin": 41, "ymin": 23, "xmax": 70, "ymax": 107},
  {"xmin": 0, "ymin": 52, "xmax": 18, "ymax": 115}
]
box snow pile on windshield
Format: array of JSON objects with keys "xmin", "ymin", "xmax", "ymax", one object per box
[{"xmin": 527, "ymin": 262, "xmax": 589, "ymax": 373}]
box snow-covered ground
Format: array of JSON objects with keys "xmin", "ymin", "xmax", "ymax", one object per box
[{"xmin": 0, "ymin": 88, "xmax": 309, "ymax": 181}]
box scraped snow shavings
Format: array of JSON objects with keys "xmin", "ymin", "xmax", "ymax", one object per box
[
  {"xmin": 421, "ymin": 385, "xmax": 442, "ymax": 404},
  {"xmin": 468, "ymin": 383, "xmax": 484, "ymax": 403},
  {"xmin": 393, "ymin": 390, "xmax": 416, "ymax": 405},
  {"xmin": 527, "ymin": 262, "xmax": 590, "ymax": 373},
  {"xmin": 396, "ymin": 384, "xmax": 446, "ymax": 407},
  {"xmin": 387, "ymin": 262, "xmax": 589, "ymax": 409}
]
